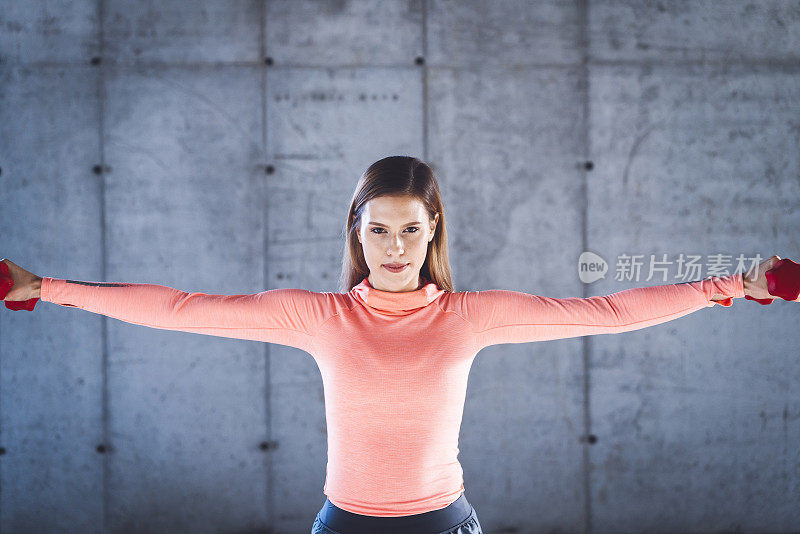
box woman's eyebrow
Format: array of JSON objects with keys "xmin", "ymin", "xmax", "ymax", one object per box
[{"xmin": 368, "ymin": 221, "xmax": 422, "ymax": 227}]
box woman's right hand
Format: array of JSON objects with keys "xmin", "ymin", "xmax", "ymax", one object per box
[{"xmin": 1, "ymin": 258, "xmax": 42, "ymax": 311}]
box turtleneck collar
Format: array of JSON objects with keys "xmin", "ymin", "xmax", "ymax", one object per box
[{"xmin": 350, "ymin": 275, "xmax": 445, "ymax": 315}]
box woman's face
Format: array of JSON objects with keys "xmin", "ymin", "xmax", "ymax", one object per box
[{"xmin": 356, "ymin": 195, "xmax": 438, "ymax": 293}]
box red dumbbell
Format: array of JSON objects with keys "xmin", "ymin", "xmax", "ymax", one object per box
[
  {"xmin": 0, "ymin": 261, "xmax": 40, "ymax": 311},
  {"xmin": 743, "ymin": 258, "xmax": 800, "ymax": 305}
]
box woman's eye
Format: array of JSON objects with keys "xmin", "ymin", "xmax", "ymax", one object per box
[{"xmin": 371, "ymin": 227, "xmax": 419, "ymax": 234}]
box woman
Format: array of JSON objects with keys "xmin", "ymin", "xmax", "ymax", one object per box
[{"xmin": 1, "ymin": 155, "xmax": 795, "ymax": 534}]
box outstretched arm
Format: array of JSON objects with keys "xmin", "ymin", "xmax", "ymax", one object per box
[
  {"xmin": 467, "ymin": 272, "xmax": 746, "ymax": 350},
  {"xmin": 36, "ymin": 276, "xmax": 325, "ymax": 352},
  {"xmin": 466, "ymin": 254, "xmax": 800, "ymax": 351}
]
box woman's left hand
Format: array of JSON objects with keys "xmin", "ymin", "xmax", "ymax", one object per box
[
  {"xmin": 743, "ymin": 255, "xmax": 783, "ymax": 301},
  {"xmin": 744, "ymin": 254, "xmax": 800, "ymax": 303}
]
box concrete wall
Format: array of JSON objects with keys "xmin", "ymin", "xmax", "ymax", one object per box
[{"xmin": 1, "ymin": 1, "xmax": 798, "ymax": 533}]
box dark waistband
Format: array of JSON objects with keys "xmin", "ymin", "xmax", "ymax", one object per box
[{"xmin": 318, "ymin": 493, "xmax": 472, "ymax": 533}]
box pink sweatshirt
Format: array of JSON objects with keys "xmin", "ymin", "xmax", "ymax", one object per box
[{"xmin": 40, "ymin": 272, "xmax": 745, "ymax": 516}]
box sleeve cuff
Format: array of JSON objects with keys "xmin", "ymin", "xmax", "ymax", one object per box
[
  {"xmin": 707, "ymin": 272, "xmax": 745, "ymax": 307},
  {"xmin": 40, "ymin": 277, "xmax": 54, "ymax": 302}
]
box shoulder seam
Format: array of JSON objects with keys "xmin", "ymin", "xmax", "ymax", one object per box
[
  {"xmin": 438, "ymin": 292, "xmax": 480, "ymax": 353},
  {"xmin": 435, "ymin": 294, "xmax": 477, "ymax": 335},
  {"xmin": 310, "ymin": 293, "xmax": 358, "ymax": 343}
]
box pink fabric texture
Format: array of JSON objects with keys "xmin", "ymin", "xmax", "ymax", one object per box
[{"xmin": 39, "ymin": 272, "xmax": 744, "ymax": 516}]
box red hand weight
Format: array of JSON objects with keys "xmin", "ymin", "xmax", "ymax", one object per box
[
  {"xmin": 765, "ymin": 258, "xmax": 800, "ymax": 301},
  {"xmin": 0, "ymin": 261, "xmax": 39, "ymax": 311},
  {"xmin": 744, "ymin": 258, "xmax": 800, "ymax": 305}
]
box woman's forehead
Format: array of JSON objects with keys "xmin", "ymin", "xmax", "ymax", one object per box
[{"xmin": 365, "ymin": 195, "xmax": 424, "ymax": 214}]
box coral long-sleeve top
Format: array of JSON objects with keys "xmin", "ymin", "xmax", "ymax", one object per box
[{"xmin": 40, "ymin": 272, "xmax": 745, "ymax": 516}]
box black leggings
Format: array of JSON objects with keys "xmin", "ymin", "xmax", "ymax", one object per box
[{"xmin": 312, "ymin": 492, "xmax": 482, "ymax": 534}]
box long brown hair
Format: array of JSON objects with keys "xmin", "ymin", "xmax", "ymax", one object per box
[{"xmin": 338, "ymin": 155, "xmax": 454, "ymax": 293}]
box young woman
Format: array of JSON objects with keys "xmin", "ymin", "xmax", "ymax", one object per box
[{"xmin": 2, "ymin": 155, "xmax": 794, "ymax": 534}]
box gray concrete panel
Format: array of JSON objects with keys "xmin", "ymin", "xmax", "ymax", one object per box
[
  {"xmin": 428, "ymin": 65, "xmax": 588, "ymax": 531},
  {"xmin": 108, "ymin": 339, "xmax": 270, "ymax": 533},
  {"xmin": 270, "ymin": 381, "xmax": 328, "ymax": 531},
  {"xmin": 266, "ymin": 67, "xmax": 424, "ymax": 167},
  {"xmin": 0, "ymin": 1, "xmax": 99, "ymax": 64},
  {"xmin": 588, "ymin": 63, "xmax": 800, "ymax": 253},
  {"xmin": 587, "ymin": 63, "xmax": 800, "ymax": 532},
  {"xmin": 266, "ymin": 0, "xmax": 424, "ymax": 66},
  {"xmin": 591, "ymin": 0, "xmax": 800, "ymax": 63},
  {"xmin": 103, "ymin": 0, "xmax": 262, "ymax": 64},
  {"xmin": 101, "ymin": 64, "xmax": 270, "ymax": 532},
  {"xmin": 465, "ymin": 342, "xmax": 586, "ymax": 532},
  {"xmin": 0, "ymin": 65, "xmax": 104, "ymax": 533},
  {"xmin": 427, "ymin": 0, "xmax": 582, "ymax": 66}
]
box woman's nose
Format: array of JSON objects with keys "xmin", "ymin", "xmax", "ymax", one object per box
[{"xmin": 388, "ymin": 236, "xmax": 405, "ymax": 252}]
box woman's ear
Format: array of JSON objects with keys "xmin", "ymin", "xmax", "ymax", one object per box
[{"xmin": 429, "ymin": 212, "xmax": 439, "ymax": 241}]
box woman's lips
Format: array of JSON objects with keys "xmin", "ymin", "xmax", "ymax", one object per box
[{"xmin": 383, "ymin": 263, "xmax": 409, "ymax": 273}]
